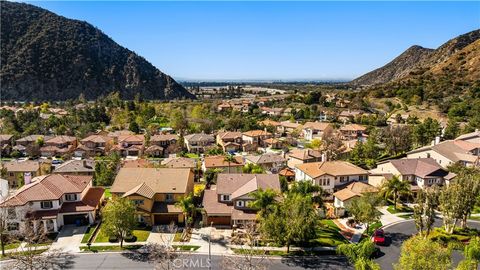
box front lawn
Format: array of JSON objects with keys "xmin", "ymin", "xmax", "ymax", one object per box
[
  {"xmin": 365, "ymin": 221, "xmax": 383, "ymax": 236},
  {"xmin": 398, "ymin": 213, "xmax": 413, "ymax": 219},
  {"xmin": 185, "ymin": 153, "xmax": 199, "ymax": 159},
  {"xmin": 103, "ymin": 188, "xmax": 112, "ymax": 199},
  {"xmin": 94, "ymin": 226, "xmax": 151, "ymax": 243},
  {"xmin": 173, "ymin": 245, "xmax": 200, "ymax": 251},
  {"xmin": 310, "ymin": 220, "xmax": 349, "ymax": 247},
  {"xmin": 81, "ymin": 245, "xmax": 143, "ymax": 252},
  {"xmin": 81, "ymin": 223, "xmax": 99, "ymax": 243},
  {"xmin": 3, "ymin": 242, "xmax": 20, "ymax": 250},
  {"xmin": 232, "ymin": 248, "xmax": 337, "ymax": 256},
  {"xmin": 387, "ymin": 204, "xmax": 413, "ymax": 214}
]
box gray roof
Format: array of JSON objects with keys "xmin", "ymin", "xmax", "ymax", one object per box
[
  {"xmin": 245, "ymin": 153, "xmax": 286, "ymax": 164},
  {"xmin": 216, "ymin": 174, "xmax": 280, "ymax": 196},
  {"xmin": 184, "ymin": 133, "xmax": 215, "ymax": 143},
  {"xmin": 54, "ymin": 159, "xmax": 95, "ymax": 173}
]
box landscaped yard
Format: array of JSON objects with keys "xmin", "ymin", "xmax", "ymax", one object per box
[
  {"xmin": 3, "ymin": 242, "xmax": 20, "ymax": 250},
  {"xmin": 185, "ymin": 153, "xmax": 199, "ymax": 159},
  {"xmin": 80, "ymin": 245, "xmax": 143, "ymax": 252},
  {"xmin": 232, "ymin": 248, "xmax": 337, "ymax": 256},
  {"xmin": 398, "ymin": 213, "xmax": 414, "ymax": 219},
  {"xmin": 94, "ymin": 226, "xmax": 151, "ymax": 243},
  {"xmin": 173, "ymin": 245, "xmax": 200, "ymax": 251},
  {"xmin": 310, "ymin": 220, "xmax": 349, "ymax": 247},
  {"xmin": 387, "ymin": 204, "xmax": 413, "ymax": 214},
  {"xmin": 429, "ymin": 227, "xmax": 480, "ymax": 244},
  {"xmin": 81, "ymin": 224, "xmax": 99, "ymax": 243},
  {"xmin": 364, "ymin": 221, "xmax": 383, "ymax": 236},
  {"xmin": 103, "ymin": 188, "xmax": 112, "ymax": 199}
]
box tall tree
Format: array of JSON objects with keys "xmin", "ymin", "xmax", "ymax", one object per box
[
  {"xmin": 346, "ymin": 193, "xmax": 382, "ymax": 234},
  {"xmin": 102, "ymin": 198, "xmax": 136, "ymax": 248},
  {"xmin": 175, "ymin": 194, "xmax": 196, "ymax": 229},
  {"xmin": 337, "ymin": 241, "xmax": 379, "ymax": 270},
  {"xmin": 395, "ymin": 235, "xmax": 451, "ymax": 270},
  {"xmin": 249, "ymin": 188, "xmax": 278, "ymax": 217},
  {"xmin": 457, "ymin": 237, "xmax": 480, "ymax": 270},
  {"xmin": 379, "ymin": 175, "xmax": 410, "ymax": 210},
  {"xmin": 223, "ymin": 154, "xmax": 237, "ymax": 174},
  {"xmin": 413, "ymin": 187, "xmax": 438, "ymax": 238}
]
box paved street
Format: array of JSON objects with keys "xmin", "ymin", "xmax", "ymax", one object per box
[
  {"xmin": 375, "ymin": 219, "xmax": 480, "ymax": 270},
  {"xmin": 1, "ymin": 252, "xmax": 352, "ymax": 270}
]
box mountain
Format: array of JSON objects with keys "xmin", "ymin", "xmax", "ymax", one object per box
[
  {"xmin": 0, "ymin": 1, "xmax": 195, "ymax": 101},
  {"xmin": 352, "ymin": 29, "xmax": 480, "ymax": 86}
]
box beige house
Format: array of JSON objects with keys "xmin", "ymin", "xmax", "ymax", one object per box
[
  {"xmin": 111, "ymin": 135, "xmax": 145, "ymax": 157},
  {"xmin": 184, "ymin": 133, "xmax": 215, "ymax": 153},
  {"xmin": 244, "ymin": 153, "xmax": 286, "ymax": 173},
  {"xmin": 216, "ymin": 132, "xmax": 243, "ymax": 152},
  {"xmin": 202, "ymin": 155, "xmax": 244, "ymax": 173},
  {"xmin": 53, "ymin": 159, "xmax": 95, "ymax": 176},
  {"xmin": 294, "ymin": 161, "xmax": 368, "ymax": 195},
  {"xmin": 278, "ymin": 121, "xmax": 303, "ymax": 134},
  {"xmin": 0, "ymin": 161, "xmax": 48, "ymax": 188},
  {"xmin": 202, "ymin": 174, "xmax": 280, "ymax": 227},
  {"xmin": 333, "ymin": 182, "xmax": 378, "ymax": 217},
  {"xmin": 286, "ymin": 148, "xmax": 324, "ymax": 169},
  {"xmin": 40, "ymin": 136, "xmax": 78, "ymax": 157},
  {"xmin": 76, "ymin": 134, "xmax": 113, "ymax": 157},
  {"xmin": 302, "ymin": 122, "xmax": 333, "ymax": 141},
  {"xmin": 147, "ymin": 134, "xmax": 179, "ymax": 157},
  {"xmin": 407, "ymin": 140, "xmax": 479, "ymax": 168},
  {"xmin": 339, "ymin": 124, "xmax": 367, "ymax": 141},
  {"xmin": 111, "ymin": 168, "xmax": 194, "ymax": 225},
  {"xmin": 242, "ymin": 130, "xmax": 272, "ymax": 148}
]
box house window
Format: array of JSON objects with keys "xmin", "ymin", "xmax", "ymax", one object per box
[
  {"xmin": 133, "ymin": 200, "xmax": 144, "ymax": 206},
  {"xmin": 41, "ymin": 201, "xmax": 53, "ymax": 209},
  {"xmin": 65, "ymin": 193, "xmax": 77, "ymax": 201},
  {"xmin": 7, "ymin": 209, "xmax": 16, "ymax": 219},
  {"xmin": 236, "ymin": 201, "xmax": 245, "ymax": 207},
  {"xmin": 165, "ymin": 194, "xmax": 174, "ymax": 202},
  {"xmin": 9, "ymin": 172, "xmax": 14, "ymax": 177},
  {"xmin": 221, "ymin": 195, "xmax": 231, "ymax": 201},
  {"xmin": 7, "ymin": 223, "xmax": 19, "ymax": 231}
]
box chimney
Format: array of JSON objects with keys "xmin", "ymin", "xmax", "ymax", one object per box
[
  {"xmin": 321, "ymin": 153, "xmax": 327, "ymax": 162},
  {"xmin": 24, "ymin": 172, "xmax": 32, "ymax": 185},
  {"xmin": 435, "ymin": 136, "xmax": 440, "ymax": 145}
]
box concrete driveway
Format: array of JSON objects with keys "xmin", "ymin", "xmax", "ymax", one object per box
[{"xmin": 50, "ymin": 225, "xmax": 88, "ymax": 253}]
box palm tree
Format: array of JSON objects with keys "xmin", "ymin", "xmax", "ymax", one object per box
[
  {"xmin": 175, "ymin": 194, "xmax": 196, "ymax": 228},
  {"xmin": 290, "ymin": 181, "xmax": 325, "ymax": 207},
  {"xmin": 379, "ymin": 175, "xmax": 411, "ymax": 210},
  {"xmin": 249, "ymin": 188, "xmax": 278, "ymax": 217},
  {"xmin": 223, "ymin": 154, "xmax": 237, "ymax": 173}
]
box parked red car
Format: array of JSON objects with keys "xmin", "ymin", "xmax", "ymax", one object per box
[{"xmin": 372, "ymin": 229, "xmax": 385, "ymax": 245}]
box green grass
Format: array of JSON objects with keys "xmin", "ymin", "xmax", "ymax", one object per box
[
  {"xmin": 94, "ymin": 227, "xmax": 151, "ymax": 243},
  {"xmin": 104, "ymin": 188, "xmax": 112, "ymax": 199},
  {"xmin": 469, "ymin": 216, "xmax": 480, "ymax": 221},
  {"xmin": 365, "ymin": 221, "xmax": 383, "ymax": 236},
  {"xmin": 185, "ymin": 153, "xmax": 199, "ymax": 159},
  {"xmin": 398, "ymin": 213, "xmax": 414, "ymax": 219},
  {"xmin": 173, "ymin": 245, "xmax": 200, "ymax": 251},
  {"xmin": 472, "ymin": 205, "xmax": 480, "ymax": 214},
  {"xmin": 173, "ymin": 232, "xmax": 183, "ymax": 242},
  {"xmin": 310, "ymin": 220, "xmax": 349, "ymax": 247},
  {"xmin": 81, "ymin": 224, "xmax": 98, "ymax": 243},
  {"xmin": 232, "ymin": 248, "xmax": 337, "ymax": 256},
  {"xmin": 429, "ymin": 227, "xmax": 480, "ymax": 244},
  {"xmin": 387, "ymin": 204, "xmax": 413, "ymax": 214},
  {"xmin": 26, "ymin": 243, "xmax": 51, "ymax": 248},
  {"xmin": 80, "ymin": 245, "xmax": 143, "ymax": 252},
  {"xmin": 0, "ymin": 249, "xmax": 46, "ymax": 261},
  {"xmin": 3, "ymin": 242, "xmax": 20, "ymax": 250}
]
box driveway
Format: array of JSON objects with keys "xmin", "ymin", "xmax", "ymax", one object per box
[
  {"xmin": 375, "ymin": 219, "xmax": 480, "ymax": 270},
  {"xmin": 50, "ymin": 225, "xmax": 87, "ymax": 253}
]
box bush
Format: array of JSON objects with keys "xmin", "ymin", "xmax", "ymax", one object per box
[
  {"xmin": 108, "ymin": 236, "xmax": 118, "ymax": 242},
  {"xmin": 125, "ymin": 235, "xmax": 137, "ymax": 243}
]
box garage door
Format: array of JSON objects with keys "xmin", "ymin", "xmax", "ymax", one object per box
[
  {"xmin": 63, "ymin": 214, "xmax": 88, "ymax": 225},
  {"xmin": 154, "ymin": 214, "xmax": 178, "ymax": 225},
  {"xmin": 207, "ymin": 216, "xmax": 231, "ymax": 226}
]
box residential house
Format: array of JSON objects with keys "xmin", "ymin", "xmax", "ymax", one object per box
[
  {"xmin": 338, "ymin": 110, "xmax": 364, "ymax": 123},
  {"xmin": 242, "ymin": 130, "xmax": 272, "ymax": 149},
  {"xmin": 339, "ymin": 124, "xmax": 367, "ymax": 141},
  {"xmin": 39, "ymin": 136, "xmax": 78, "ymax": 158},
  {"xmin": 244, "ymin": 153, "xmax": 286, "ymax": 173},
  {"xmin": 0, "ymin": 135, "xmax": 14, "ymax": 156},
  {"xmin": 456, "ymin": 129, "xmax": 480, "ymax": 144},
  {"xmin": 146, "ymin": 134, "xmax": 179, "ymax": 157},
  {"xmin": 202, "ymin": 174, "xmax": 281, "ymax": 227},
  {"xmin": 302, "ymin": 122, "xmax": 334, "ymax": 141},
  {"xmin": 75, "ymin": 134, "xmax": 113, "ymax": 158},
  {"xmin": 286, "ymin": 149, "xmax": 324, "ymax": 169},
  {"xmin": 184, "ymin": 134, "xmax": 215, "ymax": 153},
  {"xmin": 216, "ymin": 132, "xmax": 243, "ymax": 153},
  {"xmin": 202, "ymin": 155, "xmax": 244, "ymax": 173},
  {"xmin": 262, "ymin": 138, "xmax": 282, "ymax": 149},
  {"xmin": 0, "ymin": 161, "xmax": 46, "ymax": 188},
  {"xmin": 278, "ymin": 121, "xmax": 303, "ymax": 135},
  {"xmin": 111, "ymin": 135, "xmax": 145, "ymax": 157},
  {"xmin": 15, "ymin": 135, "xmax": 53, "ymax": 156},
  {"xmin": 53, "ymin": 160, "xmax": 95, "ymax": 176},
  {"xmin": 110, "ymin": 168, "xmax": 194, "ymax": 225},
  {"xmin": 260, "ymin": 107, "xmax": 284, "ymax": 116},
  {"xmin": 259, "ymin": 119, "xmax": 281, "ymax": 130},
  {"xmin": 294, "ymin": 161, "xmax": 368, "ymax": 195},
  {"xmin": 407, "ymin": 140, "xmax": 479, "ymax": 167},
  {"xmin": 161, "ymin": 157, "xmax": 197, "ymax": 170},
  {"xmin": 0, "ymin": 178, "xmax": 8, "ymax": 200},
  {"xmin": 0, "ymin": 174, "xmax": 104, "ymax": 233},
  {"xmin": 369, "ymin": 158, "xmax": 453, "ymax": 191},
  {"xmin": 333, "ymin": 182, "xmax": 378, "ymax": 217}
]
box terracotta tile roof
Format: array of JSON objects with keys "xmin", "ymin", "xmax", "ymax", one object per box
[
  {"xmin": 288, "ymin": 149, "xmax": 322, "ymax": 161},
  {"xmin": 204, "ymin": 155, "xmax": 244, "ymax": 169},
  {"xmin": 303, "ymin": 122, "xmax": 332, "ymax": 131},
  {"xmin": 296, "ymin": 161, "xmax": 367, "ymax": 178},
  {"xmin": 333, "ymin": 182, "xmax": 377, "ymax": 202},
  {"xmin": 408, "ymin": 140, "xmax": 478, "ymax": 163},
  {"xmin": 161, "ymin": 157, "xmax": 196, "ymax": 169},
  {"xmin": 245, "ymin": 153, "xmax": 286, "ymax": 164},
  {"xmin": 118, "ymin": 134, "xmax": 145, "ymax": 144},
  {"xmin": 46, "ymin": 136, "xmax": 77, "ymax": 145},
  {"xmin": 279, "ymin": 168, "xmax": 295, "ymax": 177},
  {"xmin": 263, "ymin": 138, "xmax": 280, "ymax": 144},
  {"xmin": 145, "ymin": 145, "xmax": 164, "ymax": 152},
  {"xmin": 122, "ymin": 182, "xmax": 155, "ymax": 199},
  {"xmin": 1, "ymin": 174, "xmax": 92, "ymax": 206},
  {"xmin": 216, "ymin": 174, "xmax": 281, "ymax": 196},
  {"xmin": 16, "ymin": 135, "xmax": 53, "ymax": 143},
  {"xmin": 231, "ymin": 208, "xmax": 257, "ymax": 220},
  {"xmin": 456, "ymin": 130, "xmax": 480, "ymax": 141},
  {"xmin": 280, "ymin": 121, "xmax": 303, "ymax": 129},
  {"xmin": 150, "ymin": 134, "xmax": 179, "ymax": 142},
  {"xmin": 0, "ymin": 135, "xmax": 13, "ymax": 141},
  {"xmin": 184, "ymin": 133, "xmax": 215, "ymax": 142},
  {"xmin": 1, "ymin": 161, "xmax": 40, "ymax": 172},
  {"xmin": 202, "ymin": 188, "xmax": 233, "ymax": 215},
  {"xmin": 217, "ymin": 132, "xmax": 242, "ymax": 140},
  {"xmin": 242, "ymin": 130, "xmax": 272, "ymax": 137},
  {"xmin": 259, "ymin": 120, "xmax": 281, "ymax": 127},
  {"xmin": 454, "ymin": 140, "xmax": 480, "ymax": 151},
  {"xmin": 80, "ymin": 134, "xmax": 110, "ymax": 143},
  {"xmin": 60, "ymin": 187, "xmax": 104, "ymax": 213},
  {"xmin": 339, "ymin": 124, "xmax": 367, "ymax": 132},
  {"xmin": 111, "ymin": 168, "xmax": 192, "ymax": 194},
  {"xmin": 53, "ymin": 159, "xmax": 95, "ymax": 174}
]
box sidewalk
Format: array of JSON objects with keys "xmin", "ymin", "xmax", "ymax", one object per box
[
  {"xmin": 333, "ymin": 219, "xmax": 364, "ymax": 243},
  {"xmin": 378, "ymin": 206, "xmax": 411, "ymax": 226}
]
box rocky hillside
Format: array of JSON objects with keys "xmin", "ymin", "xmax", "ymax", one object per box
[
  {"xmin": 352, "ymin": 29, "xmax": 480, "ymax": 86},
  {"xmin": 0, "ymin": 1, "xmax": 195, "ymax": 101}
]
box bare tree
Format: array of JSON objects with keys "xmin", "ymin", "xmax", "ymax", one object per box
[{"xmin": 223, "ymin": 223, "xmax": 269, "ymax": 270}]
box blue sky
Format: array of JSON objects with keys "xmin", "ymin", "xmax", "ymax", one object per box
[{"xmin": 27, "ymin": 1, "xmax": 480, "ymax": 80}]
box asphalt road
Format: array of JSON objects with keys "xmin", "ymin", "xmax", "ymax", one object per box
[
  {"xmin": 374, "ymin": 219, "xmax": 480, "ymax": 270},
  {"xmin": 2, "ymin": 252, "xmax": 353, "ymax": 270}
]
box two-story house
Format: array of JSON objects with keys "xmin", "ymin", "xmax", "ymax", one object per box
[
  {"xmin": 15, "ymin": 135, "xmax": 53, "ymax": 157},
  {"xmin": 184, "ymin": 133, "xmax": 215, "ymax": 153},
  {"xmin": 110, "ymin": 168, "xmax": 194, "ymax": 225},
  {"xmin": 202, "ymin": 174, "xmax": 281, "ymax": 227},
  {"xmin": 407, "ymin": 140, "xmax": 479, "ymax": 168},
  {"xmin": 368, "ymin": 158, "xmax": 453, "ymax": 190},
  {"xmin": 53, "ymin": 159, "xmax": 95, "ymax": 176},
  {"xmin": 111, "ymin": 135, "xmax": 145, "ymax": 157},
  {"xmin": 0, "ymin": 161, "xmax": 47, "ymax": 188},
  {"xmin": 40, "ymin": 136, "xmax": 78, "ymax": 158},
  {"xmin": 278, "ymin": 121, "xmax": 303, "ymax": 135},
  {"xmin": 146, "ymin": 134, "xmax": 179, "ymax": 157},
  {"xmin": 244, "ymin": 153, "xmax": 286, "ymax": 173},
  {"xmin": 0, "ymin": 135, "xmax": 14, "ymax": 157},
  {"xmin": 339, "ymin": 124, "xmax": 367, "ymax": 141},
  {"xmin": 75, "ymin": 134, "xmax": 113, "ymax": 157},
  {"xmin": 286, "ymin": 148, "xmax": 324, "ymax": 169},
  {"xmin": 333, "ymin": 182, "xmax": 378, "ymax": 217},
  {"xmin": 302, "ymin": 122, "xmax": 334, "ymax": 141},
  {"xmin": 294, "ymin": 161, "xmax": 368, "ymax": 195},
  {"xmin": 216, "ymin": 132, "xmax": 243, "ymax": 152},
  {"xmin": 242, "ymin": 130, "xmax": 273, "ymax": 149},
  {"xmin": 0, "ymin": 174, "xmax": 104, "ymax": 233}
]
